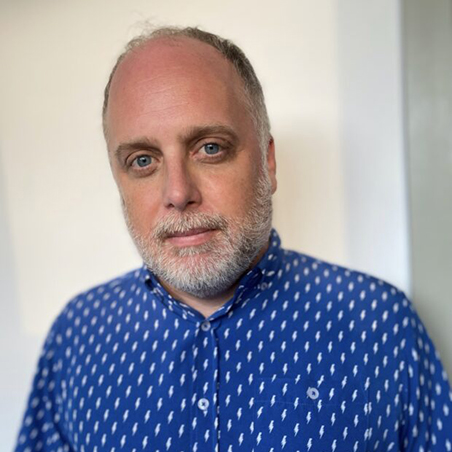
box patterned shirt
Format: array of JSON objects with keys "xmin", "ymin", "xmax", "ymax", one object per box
[{"xmin": 16, "ymin": 230, "xmax": 452, "ymax": 452}]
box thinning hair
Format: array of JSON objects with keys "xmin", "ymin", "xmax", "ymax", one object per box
[{"xmin": 102, "ymin": 26, "xmax": 271, "ymax": 154}]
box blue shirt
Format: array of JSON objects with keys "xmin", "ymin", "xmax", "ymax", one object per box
[{"xmin": 16, "ymin": 230, "xmax": 452, "ymax": 452}]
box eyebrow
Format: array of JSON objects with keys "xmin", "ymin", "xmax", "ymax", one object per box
[
  {"xmin": 114, "ymin": 137, "xmax": 159, "ymax": 159},
  {"xmin": 181, "ymin": 124, "xmax": 239, "ymax": 146},
  {"xmin": 113, "ymin": 124, "xmax": 239, "ymax": 158}
]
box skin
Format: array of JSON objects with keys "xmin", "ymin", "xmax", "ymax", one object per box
[{"xmin": 105, "ymin": 37, "xmax": 277, "ymax": 317}]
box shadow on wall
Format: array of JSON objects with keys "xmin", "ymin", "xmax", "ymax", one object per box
[{"xmin": 0, "ymin": 152, "xmax": 42, "ymax": 452}]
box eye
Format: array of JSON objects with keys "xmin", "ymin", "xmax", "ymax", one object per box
[
  {"xmin": 202, "ymin": 143, "xmax": 221, "ymax": 155},
  {"xmin": 133, "ymin": 155, "xmax": 153, "ymax": 168}
]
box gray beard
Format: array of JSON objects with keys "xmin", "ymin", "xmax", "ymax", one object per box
[{"xmin": 123, "ymin": 169, "xmax": 273, "ymax": 299}]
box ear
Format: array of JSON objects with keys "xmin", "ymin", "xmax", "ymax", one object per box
[{"xmin": 266, "ymin": 136, "xmax": 277, "ymax": 194}]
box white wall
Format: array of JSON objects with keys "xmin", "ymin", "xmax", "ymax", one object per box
[
  {"xmin": 336, "ymin": 1, "xmax": 410, "ymax": 293},
  {"xmin": 0, "ymin": 1, "xmax": 413, "ymax": 450}
]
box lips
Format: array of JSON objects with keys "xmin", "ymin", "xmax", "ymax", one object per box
[
  {"xmin": 166, "ymin": 228, "xmax": 212, "ymax": 239},
  {"xmin": 165, "ymin": 228, "xmax": 217, "ymax": 247}
]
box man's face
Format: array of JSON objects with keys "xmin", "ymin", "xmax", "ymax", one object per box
[{"xmin": 105, "ymin": 37, "xmax": 277, "ymax": 299}]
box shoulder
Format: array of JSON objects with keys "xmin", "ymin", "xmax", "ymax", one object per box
[
  {"xmin": 49, "ymin": 266, "xmax": 146, "ymax": 342},
  {"xmin": 281, "ymin": 247, "xmax": 404, "ymax": 294},
  {"xmin": 279, "ymin": 247, "xmax": 411, "ymax": 323}
]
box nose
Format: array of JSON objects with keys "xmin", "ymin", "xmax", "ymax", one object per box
[{"xmin": 162, "ymin": 158, "xmax": 201, "ymax": 211}]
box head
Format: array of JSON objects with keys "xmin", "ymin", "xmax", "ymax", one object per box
[{"xmin": 103, "ymin": 26, "xmax": 277, "ymax": 299}]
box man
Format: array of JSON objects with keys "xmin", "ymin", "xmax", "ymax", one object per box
[{"xmin": 16, "ymin": 27, "xmax": 452, "ymax": 452}]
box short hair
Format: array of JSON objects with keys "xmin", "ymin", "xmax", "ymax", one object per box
[{"xmin": 102, "ymin": 26, "xmax": 271, "ymax": 154}]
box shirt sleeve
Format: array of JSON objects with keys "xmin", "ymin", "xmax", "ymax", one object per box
[
  {"xmin": 14, "ymin": 315, "xmax": 72, "ymax": 452},
  {"xmin": 400, "ymin": 295, "xmax": 452, "ymax": 451}
]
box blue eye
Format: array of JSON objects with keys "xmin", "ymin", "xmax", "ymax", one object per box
[
  {"xmin": 134, "ymin": 155, "xmax": 153, "ymax": 167},
  {"xmin": 203, "ymin": 143, "xmax": 220, "ymax": 155}
]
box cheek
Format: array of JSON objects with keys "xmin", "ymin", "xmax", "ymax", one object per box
[
  {"xmin": 200, "ymin": 166, "xmax": 260, "ymax": 217},
  {"xmin": 120, "ymin": 184, "xmax": 161, "ymax": 231}
]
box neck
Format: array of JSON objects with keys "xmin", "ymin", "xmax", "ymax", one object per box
[
  {"xmin": 159, "ymin": 280, "xmax": 237, "ymax": 318},
  {"xmin": 158, "ymin": 242, "xmax": 269, "ymax": 318}
]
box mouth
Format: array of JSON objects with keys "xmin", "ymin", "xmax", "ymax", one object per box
[
  {"xmin": 167, "ymin": 228, "xmax": 212, "ymax": 238},
  {"xmin": 165, "ymin": 228, "xmax": 217, "ymax": 247}
]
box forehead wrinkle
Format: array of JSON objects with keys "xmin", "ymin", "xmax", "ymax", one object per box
[
  {"xmin": 119, "ymin": 75, "xmax": 189, "ymax": 106},
  {"xmin": 114, "ymin": 68, "xmax": 232, "ymax": 121}
]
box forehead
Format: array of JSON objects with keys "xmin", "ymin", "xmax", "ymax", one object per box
[
  {"xmin": 105, "ymin": 37, "xmax": 251, "ymax": 147},
  {"xmin": 113, "ymin": 36, "xmax": 238, "ymax": 82}
]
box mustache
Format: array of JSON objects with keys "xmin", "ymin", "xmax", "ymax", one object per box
[{"xmin": 152, "ymin": 212, "xmax": 228, "ymax": 240}]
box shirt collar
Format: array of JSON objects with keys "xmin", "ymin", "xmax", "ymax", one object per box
[{"xmin": 139, "ymin": 229, "xmax": 284, "ymax": 322}]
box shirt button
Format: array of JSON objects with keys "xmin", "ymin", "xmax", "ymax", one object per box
[
  {"xmin": 260, "ymin": 282, "xmax": 269, "ymax": 290},
  {"xmin": 200, "ymin": 321, "xmax": 211, "ymax": 332},
  {"xmin": 307, "ymin": 387, "xmax": 320, "ymax": 400},
  {"xmin": 197, "ymin": 398, "xmax": 209, "ymax": 411}
]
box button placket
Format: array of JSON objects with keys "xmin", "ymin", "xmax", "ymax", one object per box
[{"xmin": 191, "ymin": 320, "xmax": 219, "ymax": 450}]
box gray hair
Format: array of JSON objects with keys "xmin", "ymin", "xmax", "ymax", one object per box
[{"xmin": 102, "ymin": 26, "xmax": 271, "ymax": 154}]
